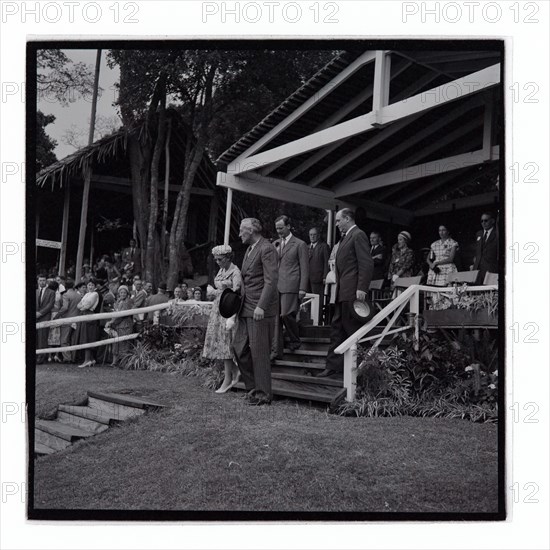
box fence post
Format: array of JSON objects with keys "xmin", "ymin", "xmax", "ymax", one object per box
[
  {"xmin": 343, "ymin": 344, "xmax": 357, "ymax": 402},
  {"xmin": 410, "ymin": 287, "xmax": 420, "ymax": 351}
]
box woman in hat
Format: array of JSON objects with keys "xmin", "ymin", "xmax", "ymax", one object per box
[
  {"xmin": 202, "ymin": 244, "xmax": 242, "ymax": 393},
  {"xmin": 105, "ymin": 285, "xmax": 134, "ymax": 366},
  {"xmin": 387, "ymin": 231, "xmax": 415, "ymax": 285}
]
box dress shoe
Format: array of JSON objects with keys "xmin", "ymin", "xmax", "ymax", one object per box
[
  {"xmin": 247, "ymin": 395, "xmax": 271, "ymax": 406},
  {"xmin": 315, "ymin": 368, "xmax": 337, "ymax": 378}
]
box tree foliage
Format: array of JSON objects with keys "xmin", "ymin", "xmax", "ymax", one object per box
[
  {"xmin": 36, "ymin": 110, "xmax": 58, "ymax": 171},
  {"xmin": 37, "ymin": 49, "xmax": 95, "ymax": 105}
]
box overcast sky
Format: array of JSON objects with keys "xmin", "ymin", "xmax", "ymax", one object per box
[{"xmin": 38, "ymin": 49, "xmax": 120, "ymax": 160}]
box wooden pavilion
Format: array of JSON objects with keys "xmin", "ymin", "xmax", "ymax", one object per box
[{"xmin": 216, "ymin": 47, "xmax": 502, "ymax": 245}]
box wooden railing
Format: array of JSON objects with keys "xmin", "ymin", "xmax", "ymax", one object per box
[{"xmin": 334, "ymin": 284, "xmax": 498, "ymax": 402}]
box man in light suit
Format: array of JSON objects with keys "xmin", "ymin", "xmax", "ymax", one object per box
[
  {"xmin": 122, "ymin": 238, "xmax": 142, "ymax": 276},
  {"xmin": 472, "ymin": 211, "xmax": 499, "ymax": 284},
  {"xmin": 272, "ymin": 215, "xmax": 309, "ymax": 356},
  {"xmin": 232, "ymin": 218, "xmax": 279, "ymax": 406},
  {"xmin": 56, "ymin": 279, "xmax": 82, "ymax": 363},
  {"xmin": 316, "ymin": 208, "xmax": 373, "ymax": 378},
  {"xmin": 308, "ymin": 227, "xmax": 330, "ymax": 325},
  {"xmin": 36, "ymin": 274, "xmax": 56, "ymax": 363}
]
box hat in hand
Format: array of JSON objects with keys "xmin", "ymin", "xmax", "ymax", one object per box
[
  {"xmin": 350, "ymin": 298, "xmax": 376, "ymax": 323},
  {"xmin": 219, "ymin": 288, "xmax": 243, "ymax": 318}
]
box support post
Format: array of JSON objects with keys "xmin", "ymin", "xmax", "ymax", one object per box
[
  {"xmin": 75, "ymin": 49, "xmax": 101, "ymax": 282},
  {"xmin": 224, "ymin": 188, "xmax": 233, "ymax": 245},
  {"xmin": 327, "ymin": 209, "xmax": 334, "ymax": 247},
  {"xmin": 58, "ymin": 181, "xmax": 70, "ymax": 276},
  {"xmin": 410, "ymin": 288, "xmax": 420, "ymax": 350},
  {"xmin": 343, "ymin": 344, "xmax": 358, "ymax": 402}
]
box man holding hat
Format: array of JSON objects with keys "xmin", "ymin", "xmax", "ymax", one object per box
[
  {"xmin": 232, "ymin": 218, "xmax": 278, "ymax": 405},
  {"xmin": 316, "ymin": 208, "xmax": 373, "ymax": 378}
]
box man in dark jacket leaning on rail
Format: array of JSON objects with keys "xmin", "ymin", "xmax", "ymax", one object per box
[{"xmin": 316, "ymin": 208, "xmax": 373, "ymax": 378}]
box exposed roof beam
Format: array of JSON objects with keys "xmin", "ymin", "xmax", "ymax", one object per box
[
  {"xmin": 91, "ymin": 174, "xmax": 214, "ymax": 196},
  {"xmin": 393, "ymin": 171, "xmax": 464, "ymax": 207},
  {"xmin": 280, "ymin": 61, "xmax": 413, "ymax": 181},
  {"xmin": 229, "ymin": 50, "xmax": 376, "ymax": 166},
  {"xmin": 393, "ymin": 51, "xmax": 455, "ymax": 79},
  {"xmin": 415, "ymin": 192, "xmax": 499, "ymax": 216},
  {"xmin": 230, "ymin": 64, "xmax": 500, "ymax": 175},
  {"xmin": 408, "ymin": 51, "xmax": 500, "ymax": 63},
  {"xmin": 334, "ymin": 146, "xmax": 499, "ymax": 197},
  {"xmin": 353, "ymin": 198, "xmax": 414, "ymax": 226},
  {"xmin": 340, "ymin": 96, "xmax": 484, "ymax": 186},
  {"xmin": 372, "ymin": 51, "xmax": 391, "ymax": 122},
  {"xmin": 217, "ymin": 172, "xmax": 342, "ymax": 211}
]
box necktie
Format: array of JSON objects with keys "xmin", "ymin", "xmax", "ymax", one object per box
[
  {"xmin": 39, "ymin": 288, "xmax": 44, "ymax": 305},
  {"xmin": 484, "ymin": 231, "xmax": 489, "ymax": 241},
  {"xmin": 371, "ymin": 246, "xmax": 375, "ymax": 254},
  {"xmin": 280, "ymin": 239, "xmax": 285, "ymax": 254}
]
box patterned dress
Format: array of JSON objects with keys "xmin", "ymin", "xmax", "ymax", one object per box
[
  {"xmin": 202, "ymin": 263, "xmax": 242, "ymax": 360},
  {"xmin": 426, "ymin": 238, "xmax": 459, "ymax": 286},
  {"xmin": 387, "ymin": 244, "xmax": 415, "ymax": 280}
]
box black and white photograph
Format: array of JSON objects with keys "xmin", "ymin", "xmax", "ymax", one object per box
[{"xmin": 28, "ymin": 39, "xmax": 505, "ymax": 520}]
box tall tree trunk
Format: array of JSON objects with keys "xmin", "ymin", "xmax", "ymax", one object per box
[{"xmin": 145, "ymin": 79, "xmax": 167, "ymax": 285}]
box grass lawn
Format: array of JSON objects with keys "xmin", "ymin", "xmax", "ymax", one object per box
[{"xmin": 33, "ymin": 364, "xmax": 499, "ymax": 514}]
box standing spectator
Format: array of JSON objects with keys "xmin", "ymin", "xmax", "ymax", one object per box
[
  {"xmin": 56, "ymin": 280, "xmax": 82, "ymax": 363},
  {"xmin": 427, "ymin": 225, "xmax": 459, "ymax": 286},
  {"xmin": 317, "ymin": 208, "xmax": 373, "ymax": 378},
  {"xmin": 131, "ymin": 279, "xmax": 148, "ymax": 331},
  {"xmin": 232, "ymin": 218, "xmax": 278, "ymax": 406},
  {"xmin": 180, "ymin": 282, "xmax": 189, "ymax": 300},
  {"xmin": 105, "ymin": 285, "xmax": 134, "ymax": 367},
  {"xmin": 47, "ymin": 281, "xmax": 62, "ymax": 362},
  {"xmin": 369, "ymin": 231, "xmax": 388, "ymax": 281},
  {"xmin": 76, "ymin": 278, "xmax": 101, "ymax": 368},
  {"xmin": 308, "ymin": 227, "xmax": 330, "ymax": 324},
  {"xmin": 36, "ymin": 274, "xmax": 55, "ymax": 363},
  {"xmin": 202, "ymin": 244, "xmax": 242, "ymax": 394},
  {"xmin": 147, "ymin": 282, "xmax": 170, "ymax": 323},
  {"xmin": 472, "ymin": 212, "xmax": 499, "ymax": 283},
  {"xmin": 324, "ymin": 241, "xmax": 340, "ymax": 324},
  {"xmin": 273, "ymin": 215, "xmax": 309, "ymax": 357},
  {"xmin": 55, "ymin": 275, "xmax": 66, "ymax": 293},
  {"xmin": 122, "ymin": 238, "xmax": 142, "ymax": 276},
  {"xmin": 387, "ymin": 231, "xmax": 415, "ymax": 286},
  {"xmin": 113, "ymin": 252, "xmax": 123, "ymax": 273},
  {"xmin": 192, "ymin": 288, "xmax": 203, "ymax": 301}
]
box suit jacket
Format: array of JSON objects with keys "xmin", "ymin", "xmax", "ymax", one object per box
[
  {"xmin": 335, "ymin": 227, "xmax": 373, "ymax": 302},
  {"xmin": 473, "ymin": 228, "xmax": 498, "ymax": 273},
  {"xmin": 56, "ymin": 289, "xmax": 81, "ymax": 320},
  {"xmin": 122, "ymin": 246, "xmax": 142, "ymax": 271},
  {"xmin": 240, "ymin": 237, "xmax": 278, "ymax": 317},
  {"xmin": 36, "ymin": 287, "xmax": 56, "ymax": 320},
  {"xmin": 370, "ymin": 243, "xmax": 388, "ymax": 280},
  {"xmin": 308, "ymin": 241, "xmax": 330, "ymax": 285},
  {"xmin": 274, "ymin": 235, "xmax": 309, "ymax": 294},
  {"xmin": 132, "ymin": 289, "xmax": 148, "ymax": 308}
]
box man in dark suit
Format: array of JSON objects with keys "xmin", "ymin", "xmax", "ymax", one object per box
[
  {"xmin": 56, "ymin": 279, "xmax": 82, "ymax": 363},
  {"xmin": 36, "ymin": 274, "xmax": 56, "ymax": 363},
  {"xmin": 233, "ymin": 218, "xmax": 279, "ymax": 406},
  {"xmin": 369, "ymin": 231, "xmax": 388, "ymax": 281},
  {"xmin": 472, "ymin": 212, "xmax": 499, "ymax": 284},
  {"xmin": 122, "ymin": 239, "xmax": 142, "ymax": 276},
  {"xmin": 308, "ymin": 227, "xmax": 330, "ymax": 324},
  {"xmin": 316, "ymin": 208, "xmax": 373, "ymax": 378},
  {"xmin": 273, "ymin": 216, "xmax": 309, "ymax": 356}
]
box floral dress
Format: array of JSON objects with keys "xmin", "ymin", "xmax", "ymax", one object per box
[
  {"xmin": 387, "ymin": 245, "xmax": 415, "ymax": 280},
  {"xmin": 202, "ymin": 263, "xmax": 242, "ymax": 360},
  {"xmin": 426, "ymin": 238, "xmax": 459, "ymax": 286}
]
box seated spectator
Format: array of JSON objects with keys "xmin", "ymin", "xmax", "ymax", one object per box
[{"xmin": 191, "ymin": 287, "xmax": 203, "ymax": 301}]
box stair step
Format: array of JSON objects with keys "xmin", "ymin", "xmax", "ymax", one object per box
[
  {"xmin": 233, "ymin": 379, "xmax": 343, "ymax": 404},
  {"xmin": 57, "ymin": 411, "xmax": 110, "ymax": 434},
  {"xmin": 35, "ymin": 428, "xmax": 72, "ymax": 451},
  {"xmin": 283, "ymin": 348, "xmax": 327, "ymax": 356},
  {"xmin": 35, "ymin": 442, "xmax": 56, "ymax": 456},
  {"xmin": 87, "ymin": 391, "xmax": 165, "ymax": 410},
  {"xmin": 273, "ymin": 360, "xmax": 325, "ymax": 369},
  {"xmin": 35, "ymin": 419, "xmax": 96, "ymax": 441},
  {"xmin": 271, "ymin": 372, "xmax": 343, "ymax": 387},
  {"xmin": 58, "ymin": 404, "xmax": 118, "ymax": 425},
  {"xmin": 287, "ymin": 337, "xmax": 331, "ymax": 344},
  {"xmin": 87, "ymin": 397, "xmax": 146, "ymax": 420}
]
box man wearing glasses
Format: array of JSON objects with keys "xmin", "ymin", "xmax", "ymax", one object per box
[{"xmin": 472, "ymin": 212, "xmax": 499, "ymax": 284}]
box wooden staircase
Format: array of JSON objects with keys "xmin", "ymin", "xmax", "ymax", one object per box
[
  {"xmin": 34, "ymin": 392, "xmax": 164, "ymax": 457},
  {"xmin": 233, "ymin": 322, "xmax": 404, "ymax": 406}
]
